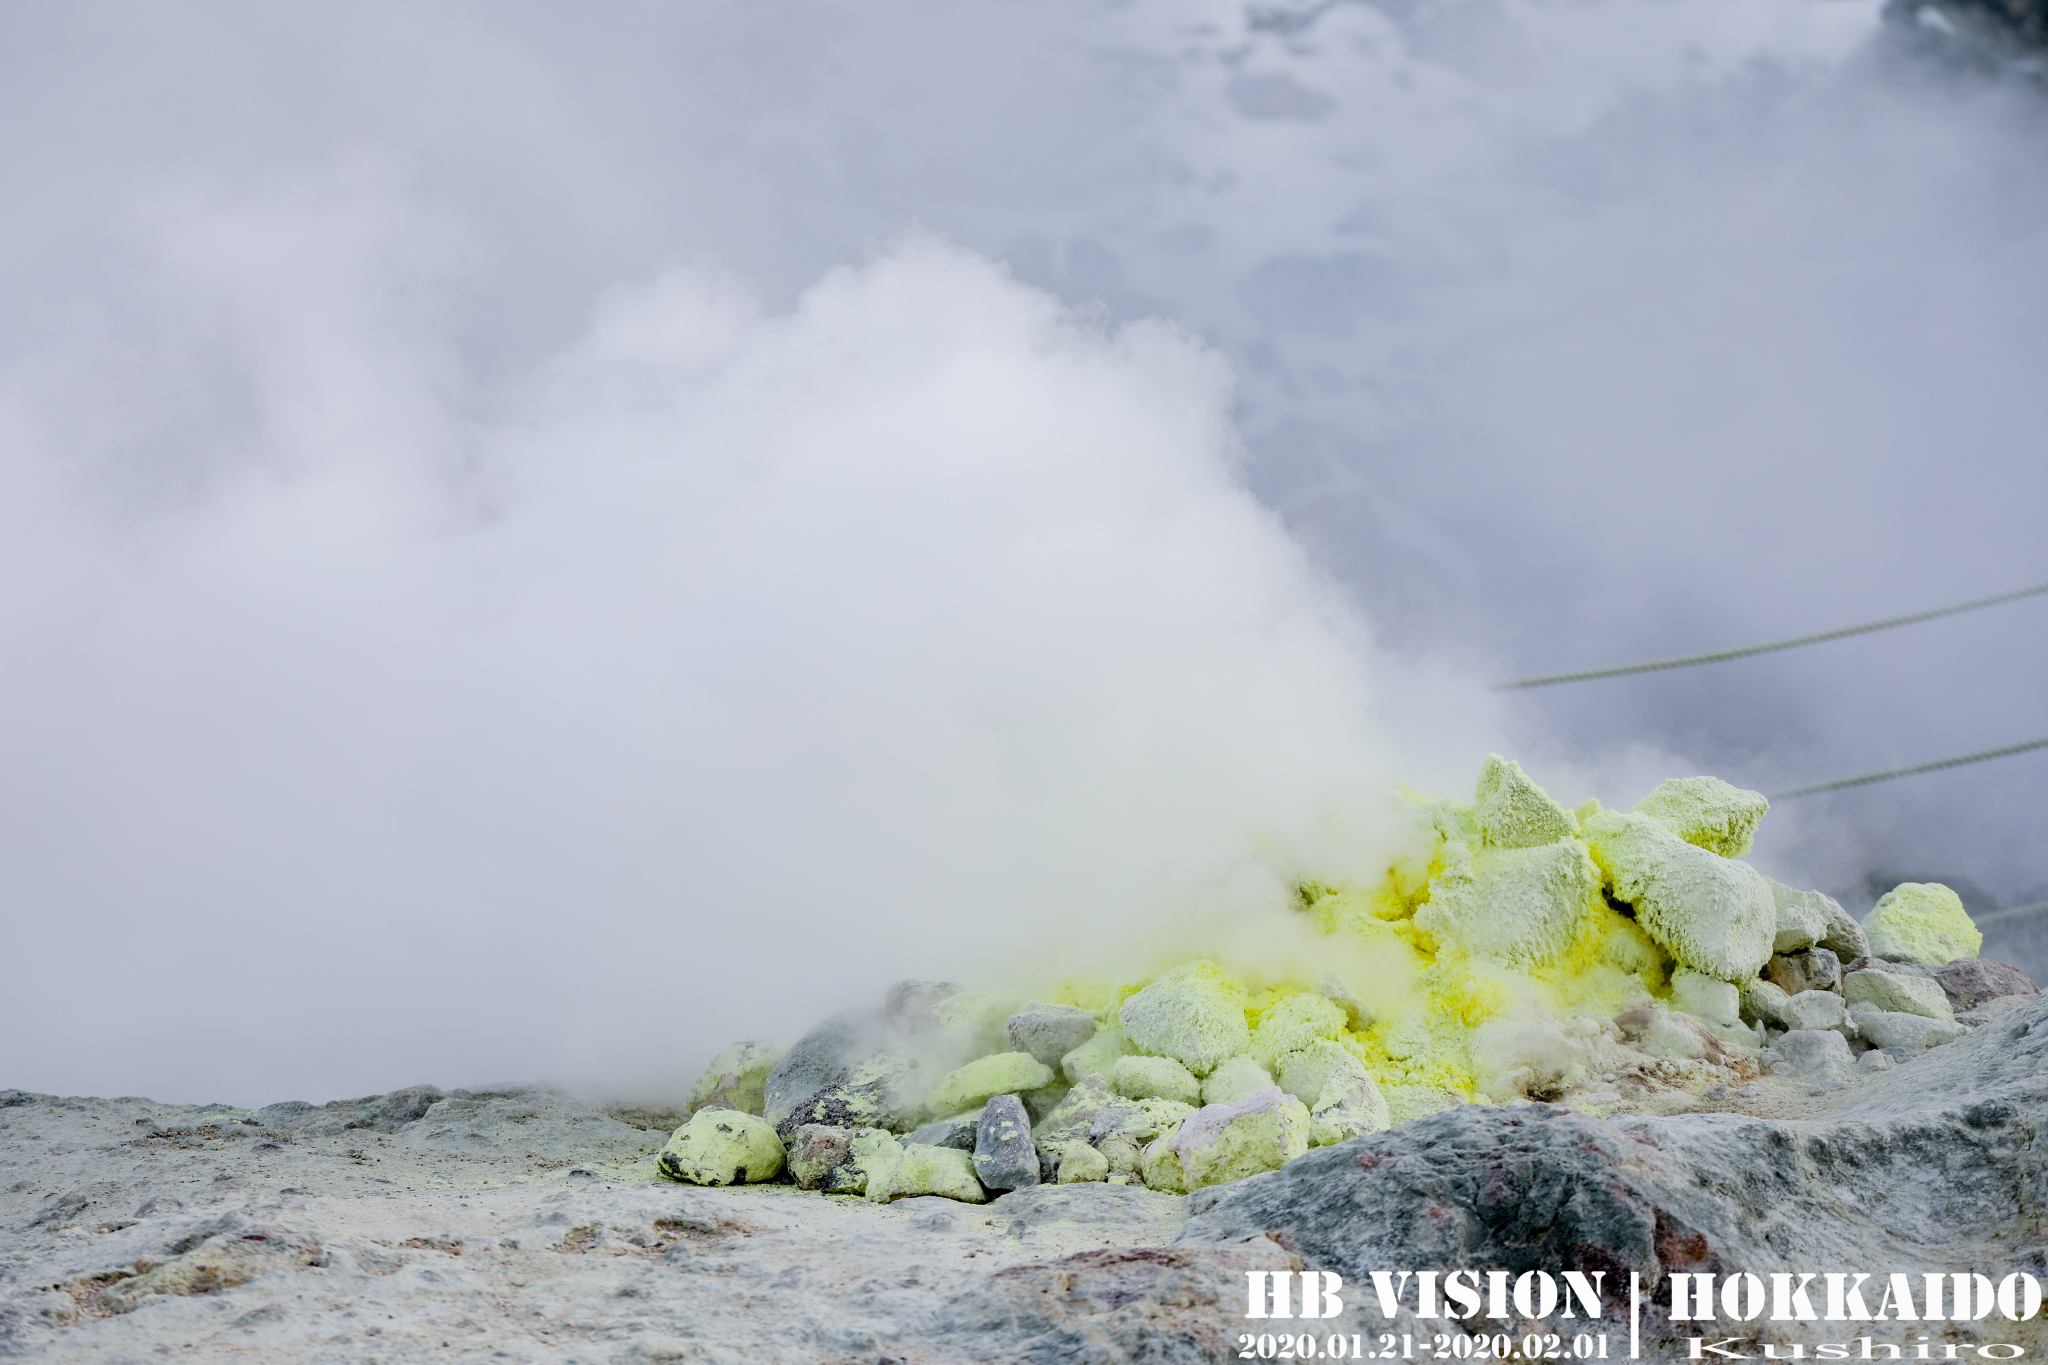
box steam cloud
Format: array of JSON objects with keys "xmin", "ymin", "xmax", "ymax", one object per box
[
  {"xmin": 4, "ymin": 1, "xmax": 2046, "ymax": 1102},
  {"xmin": 0, "ymin": 201, "xmax": 1482, "ymax": 1103}
]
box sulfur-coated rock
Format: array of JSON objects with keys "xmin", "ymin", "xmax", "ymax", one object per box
[
  {"xmin": 1847, "ymin": 1002, "xmax": 1970, "ymax": 1051},
  {"xmin": 1632, "ymin": 775, "xmax": 1770, "ymax": 858},
  {"xmin": 1059, "ymin": 1015, "xmax": 1135, "ymax": 1086},
  {"xmin": 1004, "ymin": 1001, "xmax": 1099, "ymax": 1068},
  {"xmin": 1583, "ymin": 809, "xmax": 1776, "ymax": 981},
  {"xmin": 1057, "ymin": 1140, "xmax": 1110, "ymax": 1184},
  {"xmin": 1110, "ymin": 1055, "xmax": 1201, "ymax": 1107},
  {"xmin": 1739, "ymin": 976, "xmax": 1792, "ymax": 1028},
  {"xmin": 1844, "ymin": 968, "xmax": 1954, "ymax": 1021},
  {"xmin": 931, "ymin": 992, "xmax": 1021, "ymax": 1064},
  {"xmin": 762, "ymin": 1013, "xmax": 872, "ymax": 1128},
  {"xmin": 1095, "ymin": 1131, "xmax": 1143, "ymax": 1176},
  {"xmin": 1199, "ymin": 1054, "xmax": 1275, "ymax": 1107},
  {"xmin": 1032, "ymin": 1074, "xmax": 1114, "ymax": 1179},
  {"xmin": 1318, "ymin": 974, "xmax": 1375, "ymax": 1031},
  {"xmin": 1175, "ymin": 1017, "xmax": 2048, "ymax": 1365},
  {"xmin": 927, "ymin": 1053, "xmax": 1055, "ymax": 1117},
  {"xmin": 972, "ymin": 1094, "xmax": 1039, "ymax": 1191},
  {"xmin": 658, "ymin": 1109, "xmax": 786, "ymax": 1186},
  {"xmin": 1771, "ymin": 888, "xmax": 1827, "ymax": 953},
  {"xmin": 1117, "ymin": 962, "xmax": 1250, "ymax": 1077},
  {"xmin": 1766, "ymin": 948, "xmax": 1842, "ymax": 996},
  {"xmin": 1417, "ymin": 839, "xmax": 1603, "ymax": 968},
  {"xmin": 1935, "ymin": 958, "xmax": 2039, "ymax": 1012},
  {"xmin": 904, "ymin": 1111, "xmax": 981, "ymax": 1150},
  {"xmin": 865, "ymin": 1141, "xmax": 987, "ymax": 1204},
  {"xmin": 1273, "ymin": 1040, "xmax": 1372, "ymax": 1109},
  {"xmin": 1168, "ymin": 1087, "xmax": 1312, "ymax": 1192},
  {"xmin": 1473, "ymin": 754, "xmax": 1579, "ymax": 848},
  {"xmin": 1247, "ymin": 992, "xmax": 1350, "ymax": 1070},
  {"xmin": 1139, "ymin": 1133, "xmax": 1190, "ymax": 1193},
  {"xmin": 1781, "ymin": 989, "xmax": 1850, "ymax": 1036},
  {"xmin": 784, "ymin": 1124, "xmax": 899, "ymax": 1194},
  {"xmin": 1767, "ymin": 1028, "xmax": 1854, "ymax": 1080},
  {"xmin": 1864, "ymin": 882, "xmax": 1982, "ymax": 965},
  {"xmin": 1669, "ymin": 970, "xmax": 1741, "ymax": 1028},
  {"xmin": 777, "ymin": 1051, "xmax": 928, "ymax": 1135},
  {"xmin": 687, "ymin": 1041, "xmax": 783, "ymax": 1117}
]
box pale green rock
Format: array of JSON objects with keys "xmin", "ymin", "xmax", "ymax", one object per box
[
  {"xmin": 1118, "ymin": 961, "xmax": 1251, "ymax": 1077},
  {"xmin": 1096, "ymin": 1131, "xmax": 1143, "ymax": 1176},
  {"xmin": 657, "ymin": 1109, "xmax": 785, "ymax": 1186},
  {"xmin": 1632, "ymin": 776, "xmax": 1770, "ymax": 858},
  {"xmin": 1273, "ymin": 1040, "xmax": 1371, "ymax": 1107},
  {"xmin": 1200, "ymin": 1054, "xmax": 1276, "ymax": 1107},
  {"xmin": 1169, "ymin": 1087, "xmax": 1312, "ymax": 1191},
  {"xmin": 1133, "ymin": 1096, "xmax": 1197, "ymax": 1136},
  {"xmin": 1056, "ymin": 1140, "xmax": 1110, "ymax": 1184},
  {"xmin": 1474, "ymin": 754, "xmax": 1578, "ymax": 849},
  {"xmin": 1139, "ymin": 1134, "xmax": 1189, "ymax": 1194},
  {"xmin": 1782, "ymin": 990, "xmax": 1851, "ymax": 1036},
  {"xmin": 1059, "ymin": 1014, "xmax": 1135, "ymax": 1086},
  {"xmin": 926, "ymin": 1052, "xmax": 1054, "ymax": 1117},
  {"xmin": 1864, "ymin": 883, "xmax": 1981, "ymax": 965},
  {"xmin": 1317, "ymin": 975, "xmax": 1375, "ymax": 1031},
  {"xmin": 1846, "ymin": 1002, "xmax": 1970, "ymax": 1052},
  {"xmin": 1110, "ymin": 1055, "xmax": 1201, "ymax": 1107},
  {"xmin": 1669, "ymin": 970, "xmax": 1741, "ymax": 1029},
  {"xmin": 1249, "ymin": 993, "xmax": 1349, "ymax": 1070},
  {"xmin": 864, "ymin": 1142, "xmax": 986, "ymax": 1204},
  {"xmin": 687, "ymin": 1041, "xmax": 783, "ymax": 1117},
  {"xmin": 1844, "ymin": 968, "xmax": 1954, "ymax": 1021},
  {"xmin": 1739, "ymin": 976, "xmax": 1792, "ymax": 1028},
  {"xmin": 1031, "ymin": 1074, "xmax": 1113, "ymax": 1153},
  {"xmin": 1584, "ymin": 809, "xmax": 1776, "ymax": 981},
  {"xmin": 1308, "ymin": 1078, "xmax": 1391, "ymax": 1147},
  {"xmin": 1416, "ymin": 839, "xmax": 1602, "ymax": 968}
]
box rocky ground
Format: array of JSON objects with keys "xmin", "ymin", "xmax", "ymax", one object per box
[{"xmin": 8, "ymin": 990, "xmax": 2048, "ymax": 1363}]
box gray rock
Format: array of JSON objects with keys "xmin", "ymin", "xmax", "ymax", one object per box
[
  {"xmin": 1769, "ymin": 1027, "xmax": 1854, "ymax": 1078},
  {"xmin": 1934, "ymin": 958, "xmax": 2040, "ymax": 1012},
  {"xmin": 1004, "ymin": 1001, "xmax": 1099, "ymax": 1068},
  {"xmin": 1848, "ymin": 1003, "xmax": 1970, "ymax": 1051},
  {"xmin": 1781, "ymin": 990, "xmax": 1850, "ymax": 1036},
  {"xmin": 883, "ymin": 978, "xmax": 967, "ymax": 1031},
  {"xmin": 1845, "ymin": 967, "xmax": 1954, "ymax": 1021},
  {"xmin": 1179, "ymin": 1000, "xmax": 2048, "ymax": 1357},
  {"xmin": 1768, "ymin": 880, "xmax": 1868, "ymax": 962},
  {"xmin": 1765, "ymin": 947, "xmax": 1841, "ymax": 996},
  {"xmin": 1857, "ymin": 1049, "xmax": 1895, "ymax": 1073},
  {"xmin": 903, "ymin": 1111, "xmax": 981, "ymax": 1149},
  {"xmin": 774, "ymin": 1050, "xmax": 928, "ymax": 1136},
  {"xmin": 973, "ymin": 1095, "xmax": 1040, "ymax": 1191},
  {"xmin": 761, "ymin": 1012, "xmax": 874, "ymax": 1127},
  {"xmin": 1959, "ymin": 995, "xmax": 2035, "ymax": 1027}
]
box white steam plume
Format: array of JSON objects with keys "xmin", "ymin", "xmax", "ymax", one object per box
[{"xmin": 0, "ymin": 180, "xmax": 1485, "ymax": 1104}]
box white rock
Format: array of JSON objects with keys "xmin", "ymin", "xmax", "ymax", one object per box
[
  {"xmin": 1769, "ymin": 1029, "xmax": 1854, "ymax": 1080},
  {"xmin": 1781, "ymin": 990, "xmax": 1850, "ymax": 1036}
]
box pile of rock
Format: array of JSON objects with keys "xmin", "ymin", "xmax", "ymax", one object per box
[
  {"xmin": 657, "ymin": 756, "xmax": 2040, "ymax": 1204},
  {"xmin": 658, "ymin": 966, "xmax": 1393, "ymax": 1204}
]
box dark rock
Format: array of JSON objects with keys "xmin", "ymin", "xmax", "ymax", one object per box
[
  {"xmin": 904, "ymin": 1112, "xmax": 980, "ymax": 1150},
  {"xmin": 762, "ymin": 1012, "xmax": 875, "ymax": 1128},
  {"xmin": 774, "ymin": 1051, "xmax": 926, "ymax": 1136},
  {"xmin": 1935, "ymin": 958, "xmax": 2040, "ymax": 1011},
  {"xmin": 1178, "ymin": 994, "xmax": 2048, "ymax": 1357},
  {"xmin": 973, "ymin": 1095, "xmax": 1039, "ymax": 1191},
  {"xmin": 1765, "ymin": 947, "xmax": 1841, "ymax": 995},
  {"xmin": 1003, "ymin": 1001, "xmax": 1099, "ymax": 1068}
]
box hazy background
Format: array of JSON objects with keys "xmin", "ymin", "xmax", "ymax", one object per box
[{"xmin": 2, "ymin": 0, "xmax": 2043, "ymax": 1103}]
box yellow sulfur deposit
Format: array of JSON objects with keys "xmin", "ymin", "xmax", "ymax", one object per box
[{"xmin": 680, "ymin": 754, "xmax": 1987, "ymax": 1201}]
